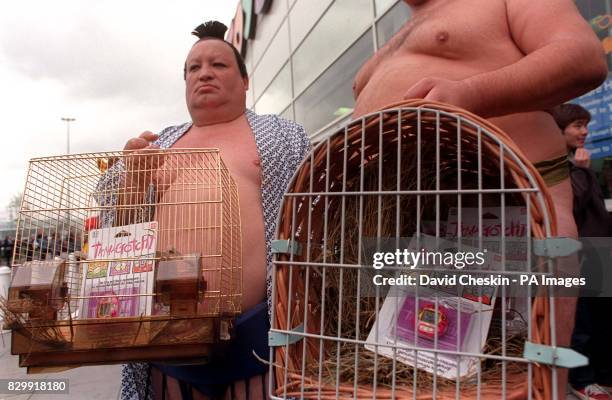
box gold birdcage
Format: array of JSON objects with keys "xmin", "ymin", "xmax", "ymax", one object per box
[{"xmin": 1, "ymin": 149, "xmax": 242, "ymax": 371}]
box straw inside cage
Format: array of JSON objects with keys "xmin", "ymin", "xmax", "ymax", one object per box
[{"xmin": 273, "ymin": 100, "xmax": 556, "ymax": 399}]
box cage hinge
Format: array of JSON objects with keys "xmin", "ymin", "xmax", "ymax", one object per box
[
  {"xmin": 523, "ymin": 341, "xmax": 587, "ymax": 368},
  {"xmin": 268, "ymin": 324, "xmax": 305, "ymax": 347},
  {"xmin": 271, "ymin": 240, "xmax": 302, "ymax": 256},
  {"xmin": 532, "ymin": 238, "xmax": 582, "ymax": 258}
]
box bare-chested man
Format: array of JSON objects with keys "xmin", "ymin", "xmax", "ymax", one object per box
[
  {"xmin": 353, "ymin": 0, "xmax": 606, "ymax": 397},
  {"xmin": 116, "ymin": 21, "xmax": 310, "ymax": 400}
]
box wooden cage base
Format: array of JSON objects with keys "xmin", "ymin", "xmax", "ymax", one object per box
[{"xmin": 19, "ymin": 342, "xmax": 219, "ymax": 371}]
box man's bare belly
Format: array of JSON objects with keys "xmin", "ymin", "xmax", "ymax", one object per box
[
  {"xmin": 155, "ymin": 115, "xmax": 267, "ymax": 311},
  {"xmin": 353, "ymin": 55, "xmax": 575, "ymax": 236},
  {"xmin": 353, "ymin": 56, "xmax": 567, "ymax": 162}
]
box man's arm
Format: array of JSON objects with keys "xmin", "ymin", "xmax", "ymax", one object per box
[{"xmin": 411, "ymin": 0, "xmax": 607, "ymax": 118}]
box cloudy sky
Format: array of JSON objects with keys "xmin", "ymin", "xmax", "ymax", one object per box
[{"xmin": 0, "ymin": 1, "xmax": 236, "ymax": 220}]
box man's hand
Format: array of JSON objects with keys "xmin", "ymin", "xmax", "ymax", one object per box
[
  {"xmin": 574, "ymin": 148, "xmax": 591, "ymax": 169},
  {"xmin": 124, "ymin": 131, "xmax": 159, "ymax": 151},
  {"xmin": 116, "ymin": 131, "xmax": 170, "ymax": 224},
  {"xmin": 123, "ymin": 131, "xmax": 162, "ymax": 190},
  {"xmin": 403, "ymin": 77, "xmax": 480, "ymax": 113}
]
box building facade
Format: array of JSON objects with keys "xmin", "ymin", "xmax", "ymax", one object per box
[{"xmin": 232, "ymin": 0, "xmax": 411, "ymax": 141}]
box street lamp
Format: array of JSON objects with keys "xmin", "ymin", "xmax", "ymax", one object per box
[
  {"xmin": 61, "ymin": 117, "xmax": 75, "ymax": 229},
  {"xmin": 61, "ymin": 117, "xmax": 75, "ymax": 154}
]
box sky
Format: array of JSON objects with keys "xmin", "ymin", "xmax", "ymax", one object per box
[{"xmin": 0, "ymin": 1, "xmax": 236, "ymax": 220}]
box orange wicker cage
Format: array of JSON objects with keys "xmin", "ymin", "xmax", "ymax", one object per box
[{"xmin": 272, "ymin": 100, "xmax": 558, "ymax": 399}]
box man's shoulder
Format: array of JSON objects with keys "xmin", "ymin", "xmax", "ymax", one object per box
[
  {"xmin": 248, "ymin": 110, "xmax": 298, "ymax": 127},
  {"xmin": 155, "ymin": 122, "xmax": 192, "ymax": 147},
  {"xmin": 247, "ymin": 110, "xmax": 306, "ymax": 138},
  {"xmin": 158, "ymin": 122, "xmax": 191, "ymax": 136},
  {"xmin": 247, "ymin": 110, "xmax": 311, "ymax": 161}
]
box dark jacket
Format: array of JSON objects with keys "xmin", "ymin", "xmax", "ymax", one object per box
[{"xmin": 570, "ymin": 163, "xmax": 612, "ymax": 237}]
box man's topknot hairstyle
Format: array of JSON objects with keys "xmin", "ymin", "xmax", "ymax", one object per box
[
  {"xmin": 184, "ymin": 20, "xmax": 248, "ymax": 80},
  {"xmin": 192, "ymin": 21, "xmax": 228, "ymax": 39}
]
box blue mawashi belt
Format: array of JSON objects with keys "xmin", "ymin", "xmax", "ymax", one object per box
[{"xmin": 153, "ymin": 301, "xmax": 269, "ymax": 398}]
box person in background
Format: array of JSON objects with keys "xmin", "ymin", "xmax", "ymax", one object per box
[
  {"xmin": 2, "ymin": 236, "xmax": 12, "ymax": 266},
  {"xmin": 552, "ymin": 103, "xmax": 612, "ymax": 400},
  {"xmin": 552, "ymin": 104, "xmax": 612, "ymax": 237}
]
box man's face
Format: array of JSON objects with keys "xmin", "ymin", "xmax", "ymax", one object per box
[
  {"xmin": 185, "ymin": 39, "xmax": 248, "ymax": 114},
  {"xmin": 563, "ymin": 119, "xmax": 589, "ymax": 150}
]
